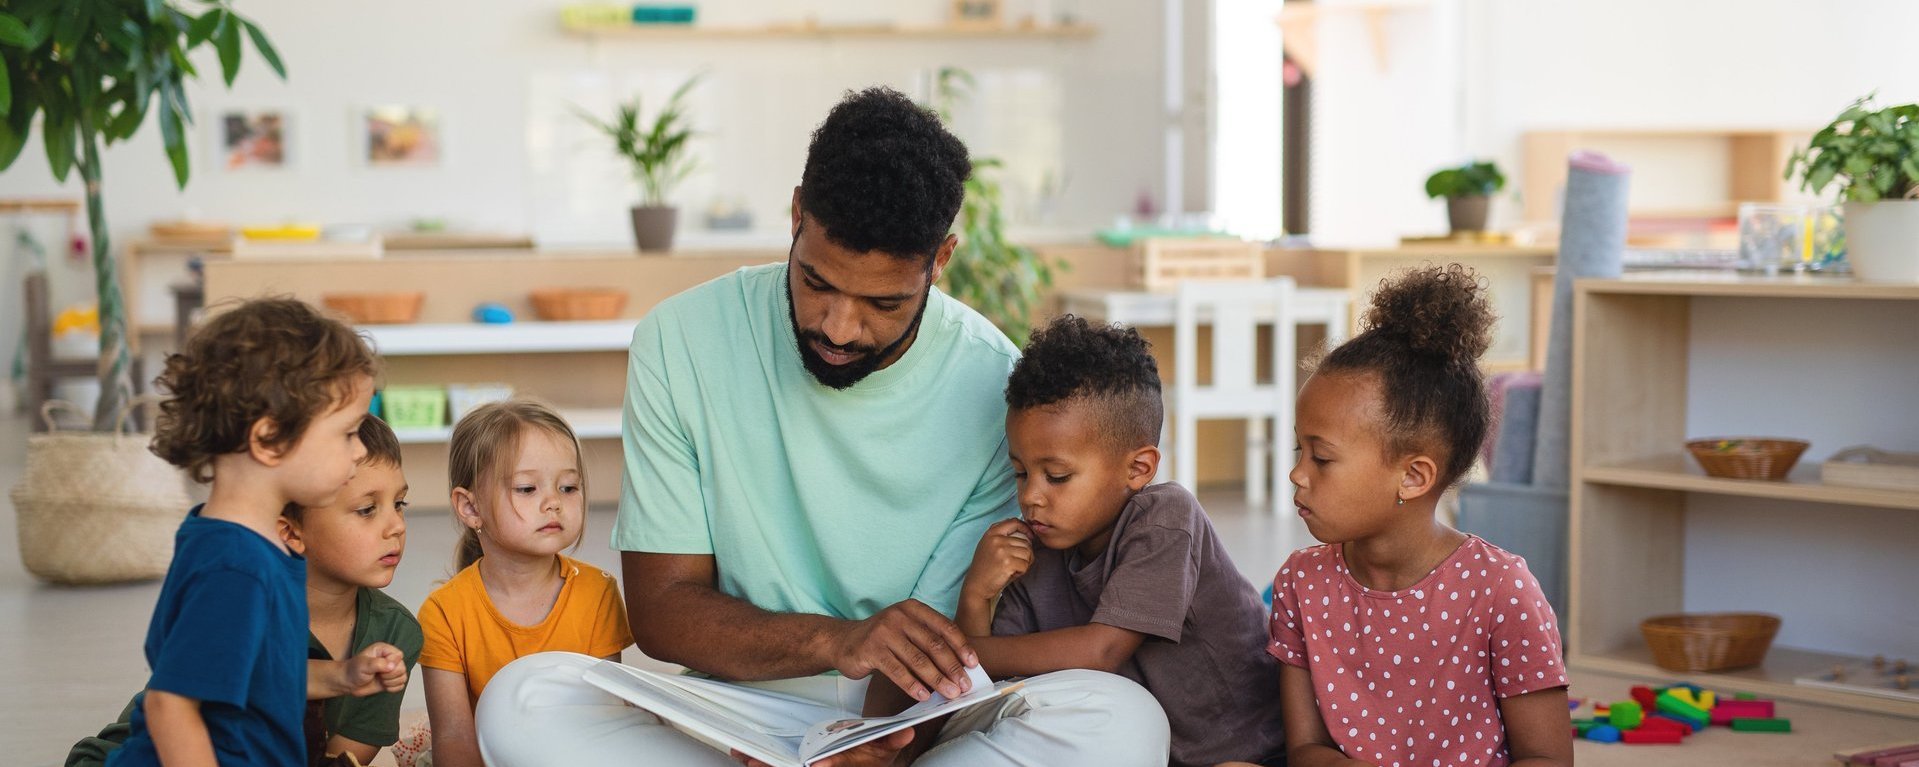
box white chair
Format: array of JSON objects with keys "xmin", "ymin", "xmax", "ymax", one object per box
[{"xmin": 1169, "ymin": 277, "xmax": 1298, "ymax": 520}]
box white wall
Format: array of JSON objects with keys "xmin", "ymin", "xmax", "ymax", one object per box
[
  {"xmin": 0, "ymin": 1, "xmax": 1167, "ymax": 247},
  {"xmin": 1305, "ymin": 0, "xmax": 1919, "ymax": 243}
]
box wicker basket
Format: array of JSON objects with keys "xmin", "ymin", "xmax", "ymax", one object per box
[
  {"xmin": 530, "ymin": 288, "xmax": 627, "ymax": 321},
  {"xmin": 1685, "ymin": 437, "xmax": 1809, "ymax": 480},
  {"xmin": 1641, "ymin": 612, "xmax": 1781, "ymax": 672},
  {"xmin": 9, "ymin": 399, "xmax": 189, "ymax": 585},
  {"xmin": 1136, "ymin": 238, "xmax": 1264, "ymax": 291},
  {"xmin": 322, "ymin": 292, "xmax": 424, "ymax": 325}
]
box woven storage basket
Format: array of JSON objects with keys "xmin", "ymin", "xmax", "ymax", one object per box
[
  {"xmin": 322, "ymin": 292, "xmax": 424, "ymax": 324},
  {"xmin": 9, "ymin": 399, "xmax": 190, "ymax": 585},
  {"xmin": 530, "ymin": 288, "xmax": 627, "ymax": 320},
  {"xmin": 1640, "ymin": 612, "xmax": 1781, "ymax": 672},
  {"xmin": 1685, "ymin": 437, "xmax": 1809, "ymax": 480}
]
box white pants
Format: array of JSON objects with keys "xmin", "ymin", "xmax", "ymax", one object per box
[{"xmin": 476, "ymin": 652, "xmax": 1171, "ymax": 767}]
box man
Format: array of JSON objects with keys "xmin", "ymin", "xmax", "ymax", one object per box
[{"xmin": 475, "ymin": 87, "xmax": 1168, "ymax": 766}]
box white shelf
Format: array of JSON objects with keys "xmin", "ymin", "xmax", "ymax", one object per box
[
  {"xmin": 362, "ymin": 320, "xmax": 636, "ymax": 356},
  {"xmin": 1582, "ymin": 454, "xmax": 1919, "ymax": 512},
  {"xmin": 392, "ymin": 407, "xmax": 622, "ymax": 445},
  {"xmin": 1572, "ymin": 644, "xmax": 1919, "ymax": 719}
]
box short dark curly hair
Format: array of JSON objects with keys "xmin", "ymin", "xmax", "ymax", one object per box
[
  {"xmin": 800, "ymin": 87, "xmax": 971, "ymax": 260},
  {"xmin": 1006, "ymin": 315, "xmax": 1163, "ymax": 451},
  {"xmin": 1314, "ymin": 263, "xmax": 1495, "ymax": 486},
  {"xmin": 151, "ymin": 298, "xmax": 380, "ymax": 483}
]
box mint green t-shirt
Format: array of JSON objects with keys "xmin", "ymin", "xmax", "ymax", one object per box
[{"xmin": 613, "ymin": 262, "xmax": 1020, "ymax": 620}]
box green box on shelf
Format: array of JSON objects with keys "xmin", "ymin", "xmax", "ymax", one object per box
[{"xmin": 381, "ymin": 386, "xmax": 447, "ymax": 430}]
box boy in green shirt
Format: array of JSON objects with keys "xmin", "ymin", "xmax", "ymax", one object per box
[{"xmin": 67, "ymin": 417, "xmax": 423, "ymax": 767}]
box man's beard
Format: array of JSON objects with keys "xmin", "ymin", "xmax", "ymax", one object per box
[{"xmin": 787, "ymin": 278, "xmax": 930, "ymax": 390}]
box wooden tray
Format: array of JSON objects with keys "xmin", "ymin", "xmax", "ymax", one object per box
[{"xmin": 1822, "ymin": 446, "xmax": 1919, "ymax": 492}]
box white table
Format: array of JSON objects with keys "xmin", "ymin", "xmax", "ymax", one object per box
[{"xmin": 1057, "ymin": 286, "xmax": 1351, "ymax": 340}]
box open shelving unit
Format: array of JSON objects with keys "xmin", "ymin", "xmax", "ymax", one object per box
[
  {"xmin": 1568, "ymin": 273, "xmax": 1919, "ymax": 719},
  {"xmin": 561, "ymin": 21, "xmax": 1099, "ymax": 41}
]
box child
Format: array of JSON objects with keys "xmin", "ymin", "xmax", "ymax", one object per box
[
  {"xmin": 111, "ymin": 298, "xmax": 379, "ymax": 767},
  {"xmin": 69, "ymin": 417, "xmax": 422, "ymax": 767},
  {"xmin": 417, "ymin": 399, "xmax": 633, "ymax": 767},
  {"xmin": 1266, "ymin": 264, "xmax": 1571, "ymax": 767},
  {"xmin": 959, "ymin": 315, "xmax": 1287, "ymax": 767}
]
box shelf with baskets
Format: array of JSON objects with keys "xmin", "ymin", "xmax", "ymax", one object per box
[
  {"xmin": 1569, "ymin": 275, "xmax": 1919, "ymax": 719},
  {"xmin": 391, "ymin": 407, "xmax": 622, "ymax": 445},
  {"xmin": 361, "ymin": 320, "xmax": 638, "ymax": 356}
]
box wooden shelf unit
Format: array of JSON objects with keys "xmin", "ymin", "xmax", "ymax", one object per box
[
  {"xmin": 1569, "ymin": 274, "xmax": 1919, "ymax": 719},
  {"xmin": 561, "ymin": 21, "xmax": 1099, "ymax": 41},
  {"xmin": 1521, "ymin": 129, "xmax": 1812, "ymax": 231},
  {"xmin": 1293, "ymin": 244, "xmax": 1556, "ymax": 371}
]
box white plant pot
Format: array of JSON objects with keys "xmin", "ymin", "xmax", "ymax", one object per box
[{"xmin": 1843, "ymin": 200, "xmax": 1919, "ymax": 282}]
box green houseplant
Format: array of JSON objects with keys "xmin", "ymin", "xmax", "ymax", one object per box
[
  {"xmin": 577, "ymin": 74, "xmax": 700, "ymax": 252},
  {"xmin": 929, "ymin": 67, "xmax": 1060, "ymax": 345},
  {"xmin": 1786, "ymin": 95, "xmax": 1919, "ymax": 281},
  {"xmin": 1424, "ymin": 160, "xmax": 1506, "ymax": 235},
  {"xmin": 1, "ymin": 0, "xmax": 284, "ymax": 430}
]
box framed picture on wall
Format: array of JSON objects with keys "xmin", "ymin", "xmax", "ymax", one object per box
[
  {"xmin": 218, "ymin": 109, "xmax": 291, "ymax": 171},
  {"xmin": 363, "ymin": 106, "xmax": 441, "ymax": 167},
  {"xmin": 951, "ymin": 0, "xmax": 1002, "ymax": 28}
]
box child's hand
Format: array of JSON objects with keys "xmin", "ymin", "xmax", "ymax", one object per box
[
  {"xmin": 963, "ymin": 519, "xmax": 1035, "ymax": 601},
  {"xmin": 343, "ymin": 642, "xmax": 408, "ymax": 697}
]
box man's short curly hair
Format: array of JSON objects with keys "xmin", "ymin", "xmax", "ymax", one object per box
[
  {"xmin": 800, "ymin": 87, "xmax": 971, "ymax": 260},
  {"xmin": 1006, "ymin": 315, "xmax": 1163, "ymax": 451},
  {"xmin": 151, "ymin": 298, "xmax": 379, "ymax": 483}
]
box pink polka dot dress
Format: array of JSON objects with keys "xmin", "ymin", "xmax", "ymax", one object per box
[{"xmin": 1268, "ymin": 535, "xmax": 1566, "ymax": 767}]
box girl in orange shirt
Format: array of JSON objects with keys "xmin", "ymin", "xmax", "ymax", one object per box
[{"xmin": 416, "ymin": 400, "xmax": 632, "ymax": 767}]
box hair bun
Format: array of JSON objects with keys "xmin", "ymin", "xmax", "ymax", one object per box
[{"xmin": 1359, "ymin": 263, "xmax": 1495, "ymax": 365}]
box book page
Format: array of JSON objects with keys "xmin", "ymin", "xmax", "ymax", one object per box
[{"xmin": 798, "ymin": 665, "xmax": 1011, "ymax": 763}]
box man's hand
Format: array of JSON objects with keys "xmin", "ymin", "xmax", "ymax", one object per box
[
  {"xmin": 342, "ymin": 643, "xmax": 407, "ymax": 697},
  {"xmin": 962, "ymin": 519, "xmax": 1033, "ymax": 603},
  {"xmin": 829, "ymin": 600, "xmax": 976, "ymax": 702},
  {"xmin": 731, "ymin": 729, "xmax": 915, "ymax": 767}
]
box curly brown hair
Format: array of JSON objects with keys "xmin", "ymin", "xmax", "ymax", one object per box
[
  {"xmin": 151, "ymin": 298, "xmax": 380, "ymax": 483},
  {"xmin": 1313, "ymin": 263, "xmax": 1495, "ymax": 486}
]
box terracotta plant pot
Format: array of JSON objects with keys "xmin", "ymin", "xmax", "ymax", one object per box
[
  {"xmin": 1447, "ymin": 195, "xmax": 1491, "ymax": 234},
  {"xmin": 630, "ymin": 205, "xmax": 679, "ymax": 253}
]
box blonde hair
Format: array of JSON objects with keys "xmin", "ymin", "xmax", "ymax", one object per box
[{"xmin": 448, "ymin": 398, "xmax": 586, "ymax": 571}]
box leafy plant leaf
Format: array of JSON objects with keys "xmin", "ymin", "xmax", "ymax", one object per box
[
  {"xmin": 187, "ymin": 9, "xmax": 220, "ymax": 46},
  {"xmin": 0, "ymin": 12, "xmax": 32, "ymax": 47},
  {"xmin": 43, "ymin": 109, "xmax": 74, "ymax": 182},
  {"xmin": 241, "ymin": 18, "xmax": 285, "ymax": 79},
  {"xmin": 214, "ymin": 11, "xmax": 242, "ymax": 85},
  {"xmin": 158, "ymin": 95, "xmax": 189, "ymax": 187}
]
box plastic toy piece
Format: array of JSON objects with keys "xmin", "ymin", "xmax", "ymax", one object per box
[
  {"xmin": 1586, "ymin": 724, "xmax": 1622, "ymax": 743},
  {"xmin": 1653, "ymin": 712, "xmax": 1705, "ymax": 733},
  {"xmin": 1657, "ymin": 690, "xmax": 1710, "ymax": 723},
  {"xmin": 1638, "ymin": 717, "xmax": 1690, "ymax": 737},
  {"xmin": 1696, "ymin": 689, "xmax": 1717, "ymax": 709},
  {"xmin": 1572, "ymin": 720, "xmax": 1599, "ymax": 737},
  {"xmin": 1623, "ymin": 728, "xmax": 1684, "ymax": 744},
  {"xmin": 1731, "ymin": 717, "xmax": 1792, "ymax": 733},
  {"xmin": 1630, "ymin": 685, "xmax": 1658, "ymax": 712},
  {"xmin": 1669, "ymin": 688, "xmax": 1702, "ymax": 709},
  {"xmin": 1609, "ymin": 701, "xmax": 1644, "ymax": 730},
  {"xmin": 1710, "ymin": 699, "xmax": 1775, "ymax": 725},
  {"xmin": 1735, "ymin": 692, "xmax": 1759, "ymax": 701}
]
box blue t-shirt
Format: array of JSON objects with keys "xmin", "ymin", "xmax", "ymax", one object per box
[{"xmin": 109, "ymin": 507, "xmax": 307, "ymax": 767}]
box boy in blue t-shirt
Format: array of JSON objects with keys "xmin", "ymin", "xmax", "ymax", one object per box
[{"xmin": 109, "ymin": 299, "xmax": 381, "ymax": 767}]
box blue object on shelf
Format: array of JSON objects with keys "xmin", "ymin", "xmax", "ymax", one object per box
[
  {"xmin": 473, "ymin": 303, "xmax": 515, "ymax": 324},
  {"xmin": 1261, "ymin": 583, "xmax": 1274, "ymax": 609},
  {"xmin": 632, "ymin": 4, "xmax": 695, "ymax": 24},
  {"xmin": 369, "ymin": 389, "xmax": 383, "ymax": 419}
]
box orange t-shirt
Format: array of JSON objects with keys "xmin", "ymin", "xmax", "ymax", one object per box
[{"xmin": 417, "ymin": 556, "xmax": 633, "ymax": 703}]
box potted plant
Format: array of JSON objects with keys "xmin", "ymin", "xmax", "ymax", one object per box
[
  {"xmin": 928, "ymin": 67, "xmax": 1061, "ymax": 345},
  {"xmin": 2, "ymin": 0, "xmax": 283, "ymax": 429},
  {"xmin": 2, "ymin": 0, "xmax": 282, "ymax": 584},
  {"xmin": 578, "ymin": 75, "xmax": 701, "ymax": 252},
  {"xmin": 1425, "ymin": 160, "xmax": 1506, "ymax": 235},
  {"xmin": 1786, "ymin": 95, "xmax": 1919, "ymax": 281}
]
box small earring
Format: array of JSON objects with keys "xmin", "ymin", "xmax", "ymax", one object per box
[{"xmin": 1395, "ymin": 496, "xmax": 1405, "ymax": 506}]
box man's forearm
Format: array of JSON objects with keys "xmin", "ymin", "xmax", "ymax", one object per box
[{"xmin": 636, "ymin": 579, "xmax": 851, "ymax": 680}]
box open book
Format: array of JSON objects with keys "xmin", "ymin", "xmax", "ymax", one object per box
[{"xmin": 582, "ymin": 660, "xmax": 1019, "ymax": 767}]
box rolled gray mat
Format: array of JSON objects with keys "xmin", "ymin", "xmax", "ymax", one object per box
[{"xmin": 1532, "ymin": 151, "xmax": 1630, "ymax": 489}]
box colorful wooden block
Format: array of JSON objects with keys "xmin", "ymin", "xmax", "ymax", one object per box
[
  {"xmin": 1710, "ymin": 699, "xmax": 1775, "ymax": 725},
  {"xmin": 1697, "ymin": 690, "xmax": 1717, "ymax": 709},
  {"xmin": 1609, "ymin": 701, "xmax": 1644, "ymax": 730},
  {"xmin": 1573, "ymin": 720, "xmax": 1599, "ymax": 736},
  {"xmin": 1654, "ymin": 712, "xmax": 1706, "ymax": 733},
  {"xmin": 1731, "ymin": 717, "xmax": 1792, "ymax": 733},
  {"xmin": 1623, "ymin": 728, "xmax": 1685, "ymax": 744},
  {"xmin": 1638, "ymin": 716, "xmax": 1689, "ymax": 736},
  {"xmin": 1630, "ymin": 685, "xmax": 1658, "ymax": 712},
  {"xmin": 1669, "ymin": 688, "xmax": 1702, "ymax": 709},
  {"xmin": 1657, "ymin": 690, "xmax": 1710, "ymax": 723},
  {"xmin": 1735, "ymin": 692, "xmax": 1758, "ymax": 700},
  {"xmin": 1587, "ymin": 724, "xmax": 1623, "ymax": 743}
]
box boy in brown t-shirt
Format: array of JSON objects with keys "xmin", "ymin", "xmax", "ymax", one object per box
[{"xmin": 957, "ymin": 315, "xmax": 1287, "ymax": 767}]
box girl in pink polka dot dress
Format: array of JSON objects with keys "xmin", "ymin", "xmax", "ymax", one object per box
[{"xmin": 1261, "ymin": 265, "xmax": 1572, "ymax": 767}]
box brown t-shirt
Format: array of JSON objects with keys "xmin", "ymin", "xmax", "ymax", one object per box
[{"xmin": 992, "ymin": 483, "xmax": 1287, "ymax": 767}]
